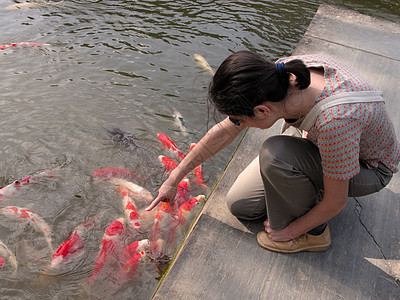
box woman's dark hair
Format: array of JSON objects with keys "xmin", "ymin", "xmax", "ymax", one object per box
[{"xmin": 208, "ymin": 50, "xmax": 310, "ymax": 116}]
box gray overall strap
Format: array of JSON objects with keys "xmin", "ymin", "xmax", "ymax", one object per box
[{"xmin": 295, "ymin": 91, "xmax": 384, "ymax": 132}]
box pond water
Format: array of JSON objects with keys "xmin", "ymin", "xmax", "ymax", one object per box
[{"xmin": 0, "ymin": 0, "xmax": 399, "ymax": 299}]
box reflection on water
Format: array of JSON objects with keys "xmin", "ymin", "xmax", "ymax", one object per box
[{"xmin": 0, "ymin": 0, "xmax": 399, "ymax": 298}]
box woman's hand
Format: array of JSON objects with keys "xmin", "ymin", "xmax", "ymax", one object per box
[
  {"xmin": 263, "ymin": 219, "xmax": 295, "ymax": 242},
  {"xmin": 146, "ymin": 118, "xmax": 244, "ymax": 212},
  {"xmin": 145, "ymin": 180, "xmax": 178, "ymax": 211}
]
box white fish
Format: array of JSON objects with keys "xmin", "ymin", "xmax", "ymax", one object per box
[
  {"xmin": 0, "ymin": 206, "xmax": 53, "ymax": 253},
  {"xmin": 5, "ymin": 0, "xmax": 64, "ymax": 10},
  {"xmin": 0, "ymin": 240, "xmax": 18, "ymax": 277},
  {"xmin": 172, "ymin": 110, "xmax": 188, "ymax": 135},
  {"xmin": 108, "ymin": 177, "xmax": 153, "ymax": 202},
  {"xmin": 194, "ymin": 53, "xmax": 215, "ymax": 75}
]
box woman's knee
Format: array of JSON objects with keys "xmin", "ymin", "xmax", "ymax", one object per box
[
  {"xmin": 259, "ymin": 135, "xmax": 322, "ymax": 184},
  {"xmin": 259, "ymin": 135, "xmax": 291, "ymax": 177},
  {"xmin": 225, "ymin": 188, "xmax": 266, "ymax": 220}
]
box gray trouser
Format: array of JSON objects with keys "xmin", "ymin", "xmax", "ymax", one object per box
[{"xmin": 226, "ymin": 135, "xmax": 393, "ymax": 230}]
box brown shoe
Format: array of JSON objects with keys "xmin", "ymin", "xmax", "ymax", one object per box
[{"xmin": 256, "ymin": 225, "xmax": 331, "ymax": 253}]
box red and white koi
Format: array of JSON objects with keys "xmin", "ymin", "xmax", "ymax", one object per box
[
  {"xmin": 151, "ymin": 195, "xmax": 205, "ymax": 258},
  {"xmin": 116, "ymin": 250, "xmax": 146, "ymax": 282},
  {"xmin": 118, "ymin": 239, "xmax": 149, "ymax": 265},
  {"xmin": 0, "ymin": 240, "xmax": 18, "ymax": 277},
  {"xmin": 86, "ymin": 218, "xmax": 126, "ymax": 284},
  {"xmin": 175, "ymin": 195, "xmax": 205, "ymax": 226},
  {"xmin": 150, "ymin": 202, "xmax": 174, "ymax": 258},
  {"xmin": 107, "ymin": 177, "xmax": 153, "ymax": 202},
  {"xmin": 158, "ymin": 155, "xmax": 178, "ymax": 174},
  {"xmin": 51, "ymin": 217, "xmax": 96, "ymax": 269},
  {"xmin": 93, "ymin": 167, "xmax": 140, "ymax": 181},
  {"xmin": 164, "ymin": 195, "xmax": 206, "ymax": 254},
  {"xmin": 0, "ymin": 169, "xmax": 55, "ymax": 201},
  {"xmin": 0, "ymin": 206, "xmax": 53, "ymax": 252},
  {"xmin": 189, "ymin": 143, "xmax": 206, "ymax": 187},
  {"xmin": 0, "ymin": 258, "xmax": 4, "ymax": 270},
  {"xmin": 0, "ymin": 181, "xmax": 21, "ymax": 200},
  {"xmin": 118, "ymin": 188, "xmax": 141, "ymax": 231},
  {"xmin": 0, "ymin": 42, "xmax": 50, "ymax": 49},
  {"xmin": 175, "ymin": 178, "xmax": 191, "ymax": 208},
  {"xmin": 157, "ymin": 133, "xmax": 186, "ymax": 160}
]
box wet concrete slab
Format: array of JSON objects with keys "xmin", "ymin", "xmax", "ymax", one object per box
[{"xmin": 153, "ymin": 5, "xmax": 400, "ymax": 299}]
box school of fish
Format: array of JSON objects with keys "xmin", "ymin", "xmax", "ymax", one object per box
[
  {"xmin": 0, "ymin": 130, "xmax": 207, "ymax": 290},
  {"xmin": 0, "ymin": 52, "xmax": 212, "ymax": 292}
]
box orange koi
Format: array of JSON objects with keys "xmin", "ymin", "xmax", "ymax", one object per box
[
  {"xmin": 51, "ymin": 217, "xmax": 96, "ymax": 269},
  {"xmin": 86, "ymin": 218, "xmax": 126, "ymax": 284},
  {"xmin": 118, "ymin": 188, "xmax": 141, "ymax": 231},
  {"xmin": 189, "ymin": 143, "xmax": 206, "ymax": 186},
  {"xmin": 175, "ymin": 178, "xmax": 191, "ymax": 207},
  {"xmin": 116, "ymin": 250, "xmax": 146, "ymax": 282},
  {"xmin": 158, "ymin": 155, "xmax": 178, "ymax": 173},
  {"xmin": 0, "ymin": 206, "xmax": 53, "ymax": 252},
  {"xmin": 157, "ymin": 133, "xmax": 186, "ymax": 160},
  {"xmin": 175, "ymin": 195, "xmax": 205, "ymax": 226},
  {"xmin": 93, "ymin": 167, "xmax": 140, "ymax": 181},
  {"xmin": 118, "ymin": 239, "xmax": 149, "ymax": 265},
  {"xmin": 151, "ymin": 195, "xmax": 205, "ymax": 259},
  {"xmin": 150, "ymin": 202, "xmax": 175, "ymax": 258}
]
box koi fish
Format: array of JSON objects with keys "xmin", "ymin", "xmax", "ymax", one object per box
[
  {"xmin": 0, "ymin": 206, "xmax": 53, "ymax": 252},
  {"xmin": 164, "ymin": 195, "xmax": 206, "ymax": 254},
  {"xmin": 118, "ymin": 239, "xmax": 149, "ymax": 265},
  {"xmin": 0, "ymin": 181, "xmax": 21, "ymax": 200},
  {"xmin": 118, "ymin": 188, "xmax": 141, "ymax": 231},
  {"xmin": 86, "ymin": 218, "xmax": 126, "ymax": 284},
  {"xmin": 0, "ymin": 169, "xmax": 55, "ymax": 201},
  {"xmin": 5, "ymin": 0, "xmax": 64, "ymax": 10},
  {"xmin": 108, "ymin": 177, "xmax": 153, "ymax": 202},
  {"xmin": 175, "ymin": 178, "xmax": 191, "ymax": 207},
  {"xmin": 116, "ymin": 250, "xmax": 146, "ymax": 282},
  {"xmin": 93, "ymin": 167, "xmax": 140, "ymax": 181},
  {"xmin": 189, "ymin": 143, "xmax": 206, "ymax": 186},
  {"xmin": 0, "ymin": 42, "xmax": 50, "ymax": 50},
  {"xmin": 0, "ymin": 240, "xmax": 18, "ymax": 277},
  {"xmin": 158, "ymin": 155, "xmax": 178, "ymax": 174},
  {"xmin": 175, "ymin": 195, "xmax": 205, "ymax": 226},
  {"xmin": 157, "ymin": 133, "xmax": 186, "ymax": 160},
  {"xmin": 151, "ymin": 195, "xmax": 205, "ymax": 259},
  {"xmin": 50, "ymin": 217, "xmax": 96, "ymax": 269},
  {"xmin": 172, "ymin": 110, "xmax": 188, "ymax": 135},
  {"xmin": 150, "ymin": 202, "xmax": 174, "ymax": 258},
  {"xmin": 0, "ymin": 258, "xmax": 4, "ymax": 270},
  {"xmin": 193, "ymin": 53, "xmax": 215, "ymax": 76}
]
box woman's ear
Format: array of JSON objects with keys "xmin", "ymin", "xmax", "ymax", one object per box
[
  {"xmin": 254, "ymin": 104, "xmax": 270, "ymax": 117},
  {"xmin": 289, "ymin": 73, "xmax": 298, "ymax": 86}
]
